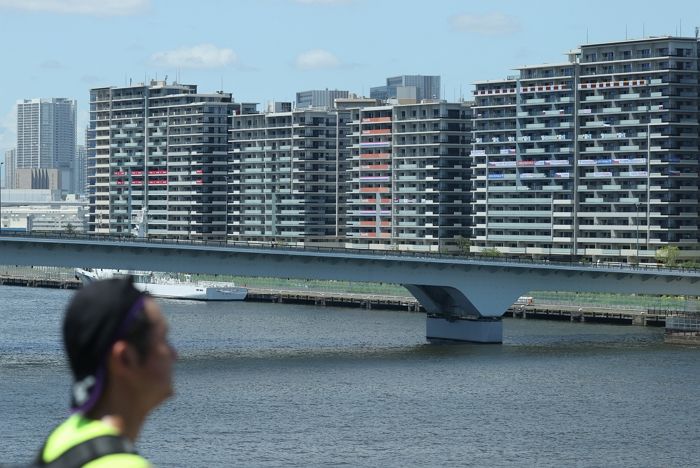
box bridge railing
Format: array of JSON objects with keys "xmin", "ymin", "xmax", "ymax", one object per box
[{"xmin": 1, "ymin": 230, "xmax": 698, "ymax": 275}]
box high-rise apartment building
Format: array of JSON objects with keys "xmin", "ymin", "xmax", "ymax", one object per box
[
  {"xmin": 296, "ymin": 89, "xmax": 350, "ymax": 109},
  {"xmin": 88, "ymin": 81, "xmax": 236, "ymax": 240},
  {"xmin": 229, "ymin": 108, "xmax": 351, "ymax": 244},
  {"xmin": 74, "ymin": 144, "xmax": 87, "ymax": 196},
  {"xmin": 471, "ymin": 36, "xmax": 700, "ymax": 261},
  {"xmin": 266, "ymin": 101, "xmax": 292, "ymax": 113},
  {"xmin": 4, "ymin": 149, "xmax": 16, "ymax": 189},
  {"xmin": 16, "ymin": 98, "xmax": 77, "ymax": 193},
  {"xmin": 346, "ymin": 101, "xmax": 472, "ymax": 252},
  {"xmin": 370, "ymin": 75, "xmax": 441, "ymax": 102}
]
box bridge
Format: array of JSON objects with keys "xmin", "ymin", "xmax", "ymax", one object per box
[{"xmin": 1, "ymin": 232, "xmax": 699, "ymax": 343}]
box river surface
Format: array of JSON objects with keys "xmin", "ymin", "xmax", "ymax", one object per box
[{"xmin": 1, "ymin": 285, "xmax": 699, "ymax": 467}]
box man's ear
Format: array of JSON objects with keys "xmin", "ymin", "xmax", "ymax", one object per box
[{"xmin": 110, "ymin": 340, "xmax": 139, "ymax": 374}]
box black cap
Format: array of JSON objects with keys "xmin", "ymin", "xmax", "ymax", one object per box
[{"xmin": 63, "ymin": 277, "xmax": 145, "ymax": 412}]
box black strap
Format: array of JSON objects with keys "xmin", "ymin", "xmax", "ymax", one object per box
[{"xmin": 37, "ymin": 435, "xmax": 137, "ymax": 468}]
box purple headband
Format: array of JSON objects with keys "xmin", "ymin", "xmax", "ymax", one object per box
[{"xmin": 71, "ymin": 296, "xmax": 146, "ymax": 414}]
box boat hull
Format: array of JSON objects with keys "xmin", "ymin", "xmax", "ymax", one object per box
[
  {"xmin": 134, "ymin": 282, "xmax": 248, "ymax": 301},
  {"xmin": 75, "ymin": 269, "xmax": 247, "ymax": 301}
]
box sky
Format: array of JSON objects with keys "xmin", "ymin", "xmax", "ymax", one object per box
[{"xmin": 0, "ymin": 0, "xmax": 698, "ymax": 160}]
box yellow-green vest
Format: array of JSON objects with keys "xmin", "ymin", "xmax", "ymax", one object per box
[{"xmin": 41, "ymin": 413, "xmax": 150, "ymax": 467}]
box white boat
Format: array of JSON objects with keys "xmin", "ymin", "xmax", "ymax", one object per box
[{"xmin": 75, "ymin": 268, "xmax": 247, "ymax": 301}]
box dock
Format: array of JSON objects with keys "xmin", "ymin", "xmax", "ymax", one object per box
[
  {"xmin": 245, "ymin": 288, "xmax": 676, "ymax": 327},
  {"xmin": 246, "ymin": 288, "xmax": 423, "ymax": 312},
  {"xmin": 664, "ymin": 315, "xmax": 700, "ymax": 344},
  {"xmin": 0, "ymin": 274, "xmax": 80, "ymax": 289},
  {"xmin": 505, "ymin": 304, "xmax": 670, "ymax": 327}
]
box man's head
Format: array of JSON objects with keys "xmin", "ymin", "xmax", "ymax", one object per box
[{"xmin": 63, "ymin": 278, "xmax": 176, "ymax": 415}]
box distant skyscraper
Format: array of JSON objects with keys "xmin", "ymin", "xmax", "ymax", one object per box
[
  {"xmin": 16, "ymin": 98, "xmax": 77, "ymax": 192},
  {"xmin": 295, "ymin": 89, "xmax": 350, "ymax": 109},
  {"xmin": 3, "ymin": 148, "xmax": 16, "ymax": 189},
  {"xmin": 370, "ymin": 75, "xmax": 441, "ymax": 102},
  {"xmin": 74, "ymin": 144, "xmax": 87, "ymax": 196}
]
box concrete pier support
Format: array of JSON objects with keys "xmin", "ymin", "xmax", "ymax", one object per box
[
  {"xmin": 426, "ymin": 316, "xmax": 503, "ymax": 343},
  {"xmin": 404, "ymin": 284, "xmax": 519, "ymax": 344}
]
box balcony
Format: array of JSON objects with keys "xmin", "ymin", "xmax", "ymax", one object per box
[
  {"xmin": 488, "ymin": 234, "xmax": 552, "ymax": 242},
  {"xmin": 488, "ymin": 222, "xmax": 552, "ymax": 229}
]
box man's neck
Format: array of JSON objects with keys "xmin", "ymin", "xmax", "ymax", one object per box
[{"xmin": 86, "ymin": 392, "xmax": 148, "ymax": 442}]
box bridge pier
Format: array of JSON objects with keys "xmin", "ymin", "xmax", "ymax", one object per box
[
  {"xmin": 426, "ymin": 315, "xmax": 503, "ymax": 344},
  {"xmin": 403, "ymin": 284, "xmax": 523, "ymax": 344}
]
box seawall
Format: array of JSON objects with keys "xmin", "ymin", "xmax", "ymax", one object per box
[{"xmin": 0, "ymin": 274, "xmax": 683, "ymax": 327}]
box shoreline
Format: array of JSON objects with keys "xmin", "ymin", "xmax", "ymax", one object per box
[{"xmin": 0, "ymin": 274, "xmax": 685, "ymax": 328}]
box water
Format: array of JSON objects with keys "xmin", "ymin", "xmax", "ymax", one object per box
[{"xmin": 1, "ymin": 286, "xmax": 699, "ymax": 467}]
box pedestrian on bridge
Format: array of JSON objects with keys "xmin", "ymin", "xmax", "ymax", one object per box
[{"xmin": 34, "ymin": 278, "xmax": 177, "ymax": 467}]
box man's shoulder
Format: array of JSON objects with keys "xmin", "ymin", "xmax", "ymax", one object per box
[
  {"xmin": 84, "ymin": 453, "xmax": 151, "ymax": 468},
  {"xmin": 42, "ymin": 414, "xmax": 118, "ymax": 462},
  {"xmin": 41, "ymin": 414, "xmax": 150, "ymax": 467}
]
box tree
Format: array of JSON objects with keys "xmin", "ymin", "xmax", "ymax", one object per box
[
  {"xmin": 481, "ymin": 247, "xmax": 503, "ymax": 258},
  {"xmin": 455, "ymin": 236, "xmax": 471, "ymax": 256},
  {"xmin": 65, "ymin": 223, "xmax": 75, "ymax": 235},
  {"xmin": 655, "ymin": 245, "xmax": 680, "ymax": 267}
]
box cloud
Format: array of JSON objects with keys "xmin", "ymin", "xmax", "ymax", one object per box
[
  {"xmin": 0, "ymin": 0, "xmax": 150, "ymax": 16},
  {"xmin": 450, "ymin": 12, "xmax": 520, "ymax": 35},
  {"xmin": 294, "ymin": 49, "xmax": 341, "ymax": 70},
  {"xmin": 150, "ymin": 44, "xmax": 237, "ymax": 69},
  {"xmin": 40, "ymin": 59, "xmax": 64, "ymax": 69}
]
